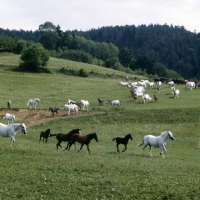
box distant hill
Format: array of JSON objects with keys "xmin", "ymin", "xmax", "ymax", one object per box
[
  {"xmin": 70, "ymin": 24, "xmax": 200, "ymax": 79},
  {"xmin": 1, "ymin": 24, "xmax": 200, "ymax": 79}
]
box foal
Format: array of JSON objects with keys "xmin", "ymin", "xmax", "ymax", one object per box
[
  {"xmin": 39, "ymin": 128, "xmax": 51, "ymax": 143},
  {"xmin": 112, "ymin": 133, "xmax": 133, "ymax": 153}
]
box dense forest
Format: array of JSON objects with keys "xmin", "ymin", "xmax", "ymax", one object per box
[{"xmin": 0, "ymin": 23, "xmax": 200, "ymax": 79}]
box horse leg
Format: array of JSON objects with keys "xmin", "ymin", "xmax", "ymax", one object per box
[
  {"xmin": 122, "ymin": 144, "xmax": 127, "ymax": 153},
  {"xmin": 116, "ymin": 143, "xmax": 120, "ymax": 153},
  {"xmin": 78, "ymin": 144, "xmax": 84, "ymax": 153},
  {"xmin": 86, "ymin": 144, "xmax": 90, "ymax": 154},
  {"xmin": 10, "ymin": 136, "xmax": 15, "ymax": 147},
  {"xmin": 149, "ymin": 145, "xmax": 152, "ymax": 156},
  {"xmin": 142, "ymin": 145, "xmax": 147, "ymax": 156}
]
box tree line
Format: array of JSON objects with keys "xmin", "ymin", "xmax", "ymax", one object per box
[{"xmin": 1, "ymin": 22, "xmax": 199, "ymax": 79}]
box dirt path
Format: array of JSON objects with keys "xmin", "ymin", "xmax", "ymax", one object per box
[{"xmin": 0, "ymin": 109, "xmax": 105, "ymax": 127}]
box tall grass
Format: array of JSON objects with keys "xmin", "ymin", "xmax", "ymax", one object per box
[{"xmin": 0, "ymin": 54, "xmax": 200, "ymax": 199}]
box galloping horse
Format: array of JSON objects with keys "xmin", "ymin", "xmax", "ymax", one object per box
[
  {"xmin": 136, "ymin": 131, "xmax": 174, "ymax": 158},
  {"xmin": 0, "ymin": 123, "xmax": 27, "ymax": 146},
  {"xmin": 39, "ymin": 128, "xmax": 51, "ymax": 143},
  {"xmin": 27, "ymin": 98, "xmax": 40, "ymax": 109},
  {"xmin": 68, "ymin": 132, "xmax": 98, "ymax": 154},
  {"xmin": 50, "ymin": 128, "xmax": 81, "ymax": 150},
  {"xmin": 49, "ymin": 107, "xmax": 59, "ymax": 117},
  {"xmin": 112, "ymin": 133, "xmax": 133, "ymax": 153}
]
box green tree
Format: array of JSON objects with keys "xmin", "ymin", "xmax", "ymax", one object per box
[
  {"xmin": 19, "ymin": 44, "xmax": 49, "ymax": 72},
  {"xmin": 119, "ymin": 47, "xmax": 133, "ymax": 67}
]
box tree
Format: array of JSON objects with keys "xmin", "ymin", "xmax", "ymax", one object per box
[
  {"xmin": 119, "ymin": 47, "xmax": 133, "ymax": 67},
  {"xmin": 19, "ymin": 44, "xmax": 49, "ymax": 72}
]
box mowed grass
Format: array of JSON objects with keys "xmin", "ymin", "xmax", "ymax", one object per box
[{"xmin": 0, "ymin": 54, "xmax": 200, "ymax": 199}]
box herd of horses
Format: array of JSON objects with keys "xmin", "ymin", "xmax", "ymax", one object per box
[
  {"xmin": 39, "ymin": 127, "xmax": 174, "ymax": 157},
  {"xmin": 1, "ymin": 77, "xmax": 178, "ymax": 156}
]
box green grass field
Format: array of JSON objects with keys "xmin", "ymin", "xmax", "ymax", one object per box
[{"xmin": 0, "ymin": 54, "xmax": 200, "ymax": 199}]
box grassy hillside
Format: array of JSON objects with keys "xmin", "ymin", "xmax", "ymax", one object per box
[{"xmin": 0, "ymin": 54, "xmax": 200, "ymax": 199}]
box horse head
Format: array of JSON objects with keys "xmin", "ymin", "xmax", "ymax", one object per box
[
  {"xmin": 20, "ymin": 123, "xmax": 27, "ymax": 134},
  {"xmin": 168, "ymin": 131, "xmax": 174, "ymax": 140},
  {"xmin": 128, "ymin": 133, "xmax": 133, "ymax": 140},
  {"xmin": 93, "ymin": 132, "xmax": 98, "ymax": 142}
]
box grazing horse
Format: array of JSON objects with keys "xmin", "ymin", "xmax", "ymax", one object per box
[
  {"xmin": 27, "ymin": 98, "xmax": 40, "ymax": 109},
  {"xmin": 39, "ymin": 128, "xmax": 51, "ymax": 143},
  {"xmin": 68, "ymin": 132, "xmax": 98, "ymax": 154},
  {"xmin": 50, "ymin": 128, "xmax": 81, "ymax": 150},
  {"xmin": 3, "ymin": 113, "xmax": 15, "ymax": 124},
  {"xmin": 7, "ymin": 100, "xmax": 11, "ymax": 109},
  {"xmin": 106, "ymin": 100, "xmax": 121, "ymax": 106},
  {"xmin": 80, "ymin": 100, "xmax": 89, "ymax": 110},
  {"xmin": 98, "ymin": 98, "xmax": 104, "ymax": 106},
  {"xmin": 112, "ymin": 133, "xmax": 133, "ymax": 153},
  {"xmin": 0, "ymin": 123, "xmax": 27, "ymax": 147},
  {"xmin": 49, "ymin": 107, "xmax": 59, "ymax": 117},
  {"xmin": 136, "ymin": 131, "xmax": 174, "ymax": 158}
]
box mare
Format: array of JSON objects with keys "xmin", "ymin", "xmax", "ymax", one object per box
[
  {"xmin": 50, "ymin": 128, "xmax": 81, "ymax": 150},
  {"xmin": 0, "ymin": 123, "xmax": 27, "ymax": 147},
  {"xmin": 112, "ymin": 133, "xmax": 133, "ymax": 153},
  {"xmin": 27, "ymin": 98, "xmax": 40, "ymax": 109},
  {"xmin": 80, "ymin": 100, "xmax": 89, "ymax": 110},
  {"xmin": 3, "ymin": 113, "xmax": 15, "ymax": 124},
  {"xmin": 7, "ymin": 100, "xmax": 11, "ymax": 109},
  {"xmin": 68, "ymin": 132, "xmax": 98, "ymax": 154},
  {"xmin": 49, "ymin": 107, "xmax": 59, "ymax": 117},
  {"xmin": 136, "ymin": 131, "xmax": 174, "ymax": 158},
  {"xmin": 39, "ymin": 128, "xmax": 51, "ymax": 143}
]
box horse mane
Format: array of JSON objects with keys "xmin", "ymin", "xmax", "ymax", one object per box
[
  {"xmin": 160, "ymin": 131, "xmax": 169, "ymax": 136},
  {"xmin": 86, "ymin": 132, "xmax": 96, "ymax": 137}
]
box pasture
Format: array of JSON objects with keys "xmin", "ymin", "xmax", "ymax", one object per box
[{"xmin": 0, "ymin": 54, "xmax": 200, "ymax": 199}]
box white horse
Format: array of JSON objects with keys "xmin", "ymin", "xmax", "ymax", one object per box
[
  {"xmin": 146, "ymin": 82, "xmax": 155, "ymax": 88},
  {"xmin": 119, "ymin": 82, "xmax": 130, "ymax": 87},
  {"xmin": 27, "ymin": 98, "xmax": 40, "ymax": 109},
  {"xmin": 136, "ymin": 131, "xmax": 174, "ymax": 158},
  {"xmin": 3, "ymin": 113, "xmax": 15, "ymax": 124},
  {"xmin": 64, "ymin": 104, "xmax": 78, "ymax": 116},
  {"xmin": 106, "ymin": 100, "xmax": 121, "ymax": 106},
  {"xmin": 0, "ymin": 123, "xmax": 27, "ymax": 147},
  {"xmin": 167, "ymin": 81, "xmax": 175, "ymax": 87},
  {"xmin": 143, "ymin": 94, "xmax": 152, "ymax": 103},
  {"xmin": 185, "ymin": 82, "xmax": 195, "ymax": 90},
  {"xmin": 80, "ymin": 100, "xmax": 89, "ymax": 110},
  {"xmin": 172, "ymin": 87, "xmax": 180, "ymax": 98},
  {"xmin": 156, "ymin": 81, "xmax": 162, "ymax": 87}
]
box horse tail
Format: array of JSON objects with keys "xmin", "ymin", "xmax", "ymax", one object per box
[
  {"xmin": 112, "ymin": 138, "xmax": 116, "ymax": 141},
  {"xmin": 136, "ymin": 141, "xmax": 143, "ymax": 148},
  {"xmin": 50, "ymin": 134, "xmax": 57, "ymax": 137}
]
